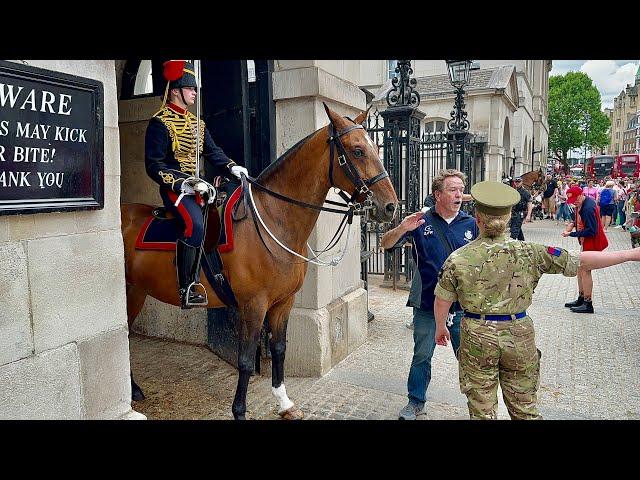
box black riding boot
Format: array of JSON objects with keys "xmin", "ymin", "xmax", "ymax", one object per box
[
  {"xmin": 571, "ymin": 300, "xmax": 594, "ymax": 314},
  {"xmin": 564, "ymin": 295, "xmax": 584, "ymax": 308},
  {"xmin": 176, "ymin": 239, "xmax": 207, "ymax": 309}
]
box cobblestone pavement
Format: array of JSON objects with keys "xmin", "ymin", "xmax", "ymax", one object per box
[{"xmin": 129, "ymin": 219, "xmax": 640, "ymax": 420}]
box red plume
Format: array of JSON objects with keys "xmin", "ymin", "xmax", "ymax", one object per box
[{"xmin": 163, "ymin": 60, "xmax": 186, "ymax": 81}]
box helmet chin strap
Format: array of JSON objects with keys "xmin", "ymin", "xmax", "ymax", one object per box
[{"xmin": 178, "ymin": 88, "xmax": 188, "ymax": 108}]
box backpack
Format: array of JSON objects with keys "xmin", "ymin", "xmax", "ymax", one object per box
[{"xmin": 599, "ymin": 188, "xmax": 613, "ymax": 206}]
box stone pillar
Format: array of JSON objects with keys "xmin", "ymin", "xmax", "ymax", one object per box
[
  {"xmin": 272, "ymin": 62, "xmax": 369, "ymax": 376},
  {"xmin": 0, "ymin": 60, "xmax": 142, "ymax": 419}
]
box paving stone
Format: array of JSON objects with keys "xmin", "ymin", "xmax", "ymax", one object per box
[{"xmin": 128, "ymin": 219, "xmax": 640, "ymax": 420}]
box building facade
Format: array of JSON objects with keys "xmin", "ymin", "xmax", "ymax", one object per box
[
  {"xmin": 609, "ymin": 65, "xmax": 639, "ymax": 156},
  {"xmin": 360, "ymin": 60, "xmax": 552, "ymax": 181}
]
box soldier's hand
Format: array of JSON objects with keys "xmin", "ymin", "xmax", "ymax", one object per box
[
  {"xmin": 435, "ymin": 326, "xmax": 450, "ymax": 347},
  {"xmin": 399, "ymin": 211, "xmax": 426, "ymax": 232}
]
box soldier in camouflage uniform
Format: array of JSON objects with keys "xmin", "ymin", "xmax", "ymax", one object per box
[{"xmin": 433, "ymin": 180, "xmax": 640, "ymax": 420}]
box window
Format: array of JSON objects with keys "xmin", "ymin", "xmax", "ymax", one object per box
[
  {"xmin": 247, "ymin": 60, "xmax": 256, "ymax": 83},
  {"xmin": 133, "ymin": 60, "xmax": 153, "ymax": 96},
  {"xmin": 424, "ymin": 120, "xmax": 447, "ymax": 134},
  {"xmin": 388, "ymin": 60, "xmax": 398, "ymax": 79}
]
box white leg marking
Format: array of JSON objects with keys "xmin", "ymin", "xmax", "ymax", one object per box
[{"xmin": 272, "ymin": 384, "xmax": 294, "ymax": 413}]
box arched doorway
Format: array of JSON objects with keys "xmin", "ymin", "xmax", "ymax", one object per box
[
  {"xmin": 502, "ymin": 118, "xmax": 511, "ymax": 177},
  {"xmin": 117, "ymin": 59, "xmax": 276, "ymax": 367}
]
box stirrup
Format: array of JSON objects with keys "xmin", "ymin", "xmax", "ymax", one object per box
[{"xmin": 184, "ymin": 281, "xmax": 208, "ymax": 307}]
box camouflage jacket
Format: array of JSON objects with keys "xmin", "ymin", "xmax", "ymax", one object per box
[{"xmin": 434, "ymin": 234, "xmax": 580, "ymax": 314}]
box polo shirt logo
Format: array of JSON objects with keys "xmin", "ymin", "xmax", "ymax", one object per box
[
  {"xmin": 424, "ymin": 225, "xmax": 434, "ymax": 236},
  {"xmin": 464, "ymin": 230, "xmax": 473, "ymax": 241}
]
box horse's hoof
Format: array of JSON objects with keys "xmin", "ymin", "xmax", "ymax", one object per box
[
  {"xmin": 279, "ymin": 405, "xmax": 304, "ymax": 420},
  {"xmin": 132, "ymin": 389, "xmax": 146, "ymax": 402}
]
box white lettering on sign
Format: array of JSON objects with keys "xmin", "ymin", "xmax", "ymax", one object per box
[
  {"xmin": 0, "ymin": 170, "xmax": 31, "ymax": 187},
  {"xmin": 0, "ymin": 82, "xmax": 72, "ymax": 115}
]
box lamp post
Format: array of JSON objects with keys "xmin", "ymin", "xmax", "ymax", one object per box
[
  {"xmin": 510, "ymin": 148, "xmax": 516, "ymax": 178},
  {"xmin": 445, "ymin": 60, "xmax": 473, "ymax": 192},
  {"xmin": 583, "ymin": 111, "xmax": 591, "ymax": 166}
]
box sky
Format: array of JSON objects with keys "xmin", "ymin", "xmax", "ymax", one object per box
[{"xmin": 550, "ymin": 60, "xmax": 639, "ymax": 110}]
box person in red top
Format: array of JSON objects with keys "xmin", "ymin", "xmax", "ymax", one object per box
[{"xmin": 561, "ymin": 185, "xmax": 608, "ymax": 314}]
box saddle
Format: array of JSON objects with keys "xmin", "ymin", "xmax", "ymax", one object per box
[{"xmin": 134, "ymin": 186, "xmax": 245, "ymax": 308}]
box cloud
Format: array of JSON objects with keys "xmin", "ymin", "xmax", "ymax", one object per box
[
  {"xmin": 550, "ymin": 60, "xmax": 639, "ymax": 109},
  {"xmin": 580, "ymin": 60, "xmax": 638, "ymax": 109}
]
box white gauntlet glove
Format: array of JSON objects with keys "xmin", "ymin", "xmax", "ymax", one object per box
[
  {"xmin": 230, "ymin": 165, "xmax": 249, "ymax": 179},
  {"xmin": 194, "ymin": 181, "xmax": 216, "ymax": 204}
]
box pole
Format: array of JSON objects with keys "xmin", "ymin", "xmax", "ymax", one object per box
[{"xmin": 195, "ymin": 60, "xmax": 202, "ymax": 179}]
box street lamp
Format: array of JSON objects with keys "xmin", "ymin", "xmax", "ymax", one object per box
[
  {"xmin": 511, "ymin": 148, "xmax": 517, "ymax": 178},
  {"xmin": 445, "ymin": 60, "xmax": 473, "ymax": 191},
  {"xmin": 583, "ymin": 111, "xmax": 591, "ymax": 164}
]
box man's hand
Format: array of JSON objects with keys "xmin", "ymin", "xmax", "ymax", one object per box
[
  {"xmin": 435, "ymin": 325, "xmax": 450, "ymax": 347},
  {"xmin": 561, "ymin": 230, "xmax": 571, "ymax": 237},
  {"xmin": 230, "ymin": 165, "xmax": 248, "ymax": 179},
  {"xmin": 399, "ymin": 211, "xmax": 427, "ymax": 233},
  {"xmin": 194, "ymin": 180, "xmax": 216, "ymax": 204},
  {"xmin": 525, "ymin": 215, "xmax": 531, "ymax": 223}
]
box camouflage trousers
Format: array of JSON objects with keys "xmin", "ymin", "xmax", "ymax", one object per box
[{"xmin": 459, "ymin": 316, "xmax": 542, "ymax": 420}]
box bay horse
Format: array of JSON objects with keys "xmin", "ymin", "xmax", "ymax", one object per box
[
  {"xmin": 519, "ymin": 167, "xmax": 546, "ymax": 195},
  {"xmin": 121, "ymin": 103, "xmax": 398, "ymax": 420}
]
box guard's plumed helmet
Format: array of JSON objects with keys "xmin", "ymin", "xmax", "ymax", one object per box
[{"xmin": 163, "ymin": 60, "xmax": 197, "ymax": 90}]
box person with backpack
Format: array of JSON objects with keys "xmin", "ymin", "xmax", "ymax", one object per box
[{"xmin": 598, "ymin": 180, "xmax": 617, "ymax": 232}]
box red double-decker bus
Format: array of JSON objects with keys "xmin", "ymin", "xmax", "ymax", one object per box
[
  {"xmin": 584, "ymin": 155, "xmax": 614, "ymax": 180},
  {"xmin": 612, "ymin": 154, "xmax": 640, "ymax": 179}
]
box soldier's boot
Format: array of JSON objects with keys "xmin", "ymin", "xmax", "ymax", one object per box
[
  {"xmin": 176, "ymin": 239, "xmax": 207, "ymax": 309},
  {"xmin": 564, "ymin": 295, "xmax": 584, "ymax": 308},
  {"xmin": 570, "ymin": 300, "xmax": 594, "ymax": 314}
]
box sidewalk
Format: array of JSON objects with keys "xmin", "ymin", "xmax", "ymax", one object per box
[{"xmin": 129, "ymin": 219, "xmax": 640, "ymax": 420}]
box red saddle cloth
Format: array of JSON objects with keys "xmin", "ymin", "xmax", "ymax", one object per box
[{"xmin": 135, "ymin": 186, "xmax": 243, "ymax": 252}]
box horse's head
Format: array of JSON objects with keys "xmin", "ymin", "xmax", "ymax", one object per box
[{"xmin": 323, "ymin": 103, "xmax": 398, "ymax": 222}]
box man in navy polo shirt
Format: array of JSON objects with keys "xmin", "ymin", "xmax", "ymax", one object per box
[{"xmin": 382, "ymin": 169, "xmax": 478, "ymax": 420}]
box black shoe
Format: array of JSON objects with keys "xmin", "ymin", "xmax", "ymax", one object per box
[
  {"xmin": 570, "ymin": 301, "xmax": 594, "ymax": 313},
  {"xmin": 564, "ymin": 296, "xmax": 584, "ymax": 308}
]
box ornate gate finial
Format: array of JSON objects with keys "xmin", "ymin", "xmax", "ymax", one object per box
[{"xmin": 386, "ymin": 60, "xmax": 420, "ymax": 108}]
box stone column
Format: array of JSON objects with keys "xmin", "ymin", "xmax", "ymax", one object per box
[{"xmin": 272, "ymin": 62, "xmax": 369, "ymax": 376}]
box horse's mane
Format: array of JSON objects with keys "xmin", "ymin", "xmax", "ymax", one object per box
[{"xmin": 256, "ymin": 127, "xmax": 325, "ymax": 183}]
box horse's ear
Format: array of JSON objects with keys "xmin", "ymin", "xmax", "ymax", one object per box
[
  {"xmin": 323, "ymin": 102, "xmax": 347, "ymax": 129},
  {"xmin": 354, "ymin": 106, "xmax": 371, "ymax": 126}
]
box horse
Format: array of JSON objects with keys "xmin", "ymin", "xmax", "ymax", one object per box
[
  {"xmin": 121, "ymin": 103, "xmax": 399, "ymax": 420},
  {"xmin": 519, "ymin": 167, "xmax": 546, "ymax": 195}
]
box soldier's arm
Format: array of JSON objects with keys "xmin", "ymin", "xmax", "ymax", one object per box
[
  {"xmin": 202, "ymin": 126, "xmax": 236, "ymax": 178},
  {"xmin": 381, "ymin": 212, "xmax": 425, "ymax": 250},
  {"xmin": 434, "ymin": 258, "xmax": 458, "ymax": 346},
  {"xmin": 532, "ymin": 244, "xmax": 580, "ymax": 277}
]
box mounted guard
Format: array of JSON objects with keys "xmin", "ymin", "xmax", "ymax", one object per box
[{"xmin": 144, "ymin": 60, "xmax": 247, "ymax": 308}]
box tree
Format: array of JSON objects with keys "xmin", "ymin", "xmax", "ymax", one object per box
[{"xmin": 548, "ymin": 72, "xmax": 610, "ymax": 172}]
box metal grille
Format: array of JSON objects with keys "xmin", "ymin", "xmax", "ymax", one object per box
[{"xmin": 360, "ymin": 111, "xmax": 486, "ymax": 284}]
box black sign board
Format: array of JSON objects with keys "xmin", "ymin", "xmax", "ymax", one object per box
[{"xmin": 0, "ymin": 60, "xmax": 104, "ymax": 215}]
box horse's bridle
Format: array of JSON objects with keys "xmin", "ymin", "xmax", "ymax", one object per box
[
  {"xmin": 239, "ymin": 118, "xmax": 391, "ymax": 265},
  {"xmin": 327, "ymin": 122, "xmax": 389, "ymax": 206}
]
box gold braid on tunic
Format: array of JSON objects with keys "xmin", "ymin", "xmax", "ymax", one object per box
[{"xmin": 153, "ymin": 106, "xmax": 206, "ymax": 180}]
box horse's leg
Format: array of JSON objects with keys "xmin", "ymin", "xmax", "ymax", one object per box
[
  {"xmin": 232, "ymin": 301, "xmax": 267, "ymax": 420},
  {"xmin": 267, "ymin": 297, "xmax": 303, "ymax": 420},
  {"xmin": 126, "ymin": 284, "xmax": 147, "ymax": 402}
]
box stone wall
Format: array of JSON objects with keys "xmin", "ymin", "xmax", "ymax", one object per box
[{"xmin": 0, "ymin": 60, "xmax": 140, "ymax": 419}]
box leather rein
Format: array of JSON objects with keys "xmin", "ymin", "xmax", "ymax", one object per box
[{"xmin": 239, "ymin": 120, "xmax": 389, "ymax": 265}]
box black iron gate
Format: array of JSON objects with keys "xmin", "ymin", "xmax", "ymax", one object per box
[{"xmin": 360, "ymin": 114, "xmax": 485, "ymax": 288}]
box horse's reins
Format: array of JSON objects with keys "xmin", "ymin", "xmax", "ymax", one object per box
[{"xmin": 240, "ymin": 120, "xmax": 389, "ymax": 266}]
